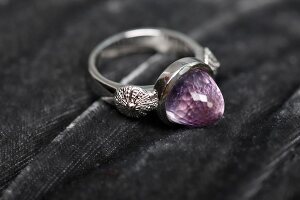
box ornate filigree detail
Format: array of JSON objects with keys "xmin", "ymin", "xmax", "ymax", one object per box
[{"xmin": 114, "ymin": 86, "xmax": 158, "ymax": 118}]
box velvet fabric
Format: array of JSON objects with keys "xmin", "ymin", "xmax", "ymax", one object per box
[{"xmin": 1, "ymin": 0, "xmax": 300, "ymax": 200}]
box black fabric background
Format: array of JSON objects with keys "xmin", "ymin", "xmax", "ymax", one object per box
[{"xmin": 1, "ymin": 0, "xmax": 300, "ymax": 200}]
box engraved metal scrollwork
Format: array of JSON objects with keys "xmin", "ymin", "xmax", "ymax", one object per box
[{"xmin": 114, "ymin": 86, "xmax": 158, "ymax": 117}]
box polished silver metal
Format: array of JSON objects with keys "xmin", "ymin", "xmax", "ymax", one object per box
[{"xmin": 88, "ymin": 28, "xmax": 220, "ymax": 121}]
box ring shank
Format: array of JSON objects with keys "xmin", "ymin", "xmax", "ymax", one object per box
[{"xmin": 88, "ymin": 28, "xmax": 207, "ymax": 95}]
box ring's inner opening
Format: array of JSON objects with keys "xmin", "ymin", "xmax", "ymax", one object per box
[{"xmin": 96, "ymin": 34, "xmax": 195, "ymax": 85}]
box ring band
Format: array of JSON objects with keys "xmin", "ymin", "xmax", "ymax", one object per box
[{"xmin": 88, "ymin": 28, "xmax": 224, "ymax": 127}]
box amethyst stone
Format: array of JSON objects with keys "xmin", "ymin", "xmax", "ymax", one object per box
[{"xmin": 165, "ymin": 68, "xmax": 224, "ymax": 127}]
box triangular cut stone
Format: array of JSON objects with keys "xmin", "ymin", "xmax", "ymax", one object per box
[{"xmin": 165, "ymin": 68, "xmax": 224, "ymax": 127}]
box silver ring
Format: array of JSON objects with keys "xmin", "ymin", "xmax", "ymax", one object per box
[{"xmin": 88, "ymin": 28, "xmax": 224, "ymax": 127}]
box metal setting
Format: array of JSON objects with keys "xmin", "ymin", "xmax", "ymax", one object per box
[
  {"xmin": 114, "ymin": 86, "xmax": 158, "ymax": 118},
  {"xmin": 154, "ymin": 57, "xmax": 214, "ymax": 124},
  {"xmin": 88, "ymin": 28, "xmax": 221, "ymax": 124}
]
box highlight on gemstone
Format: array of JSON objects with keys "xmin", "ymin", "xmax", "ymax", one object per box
[{"xmin": 165, "ymin": 68, "xmax": 224, "ymax": 127}]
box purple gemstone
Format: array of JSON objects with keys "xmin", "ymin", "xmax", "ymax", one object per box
[{"xmin": 165, "ymin": 68, "xmax": 224, "ymax": 127}]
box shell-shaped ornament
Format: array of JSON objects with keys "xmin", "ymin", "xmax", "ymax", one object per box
[{"xmin": 114, "ymin": 86, "xmax": 158, "ymax": 118}]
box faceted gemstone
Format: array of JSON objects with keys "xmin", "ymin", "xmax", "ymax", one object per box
[{"xmin": 165, "ymin": 68, "xmax": 224, "ymax": 127}]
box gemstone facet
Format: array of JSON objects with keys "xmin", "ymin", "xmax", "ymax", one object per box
[{"xmin": 165, "ymin": 68, "xmax": 224, "ymax": 126}]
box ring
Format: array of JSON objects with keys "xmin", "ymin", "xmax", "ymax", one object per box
[{"xmin": 88, "ymin": 28, "xmax": 224, "ymax": 127}]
